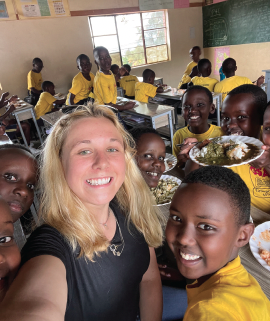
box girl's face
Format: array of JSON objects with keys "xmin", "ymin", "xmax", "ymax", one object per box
[
  {"xmin": 135, "ymin": 133, "xmax": 166, "ymax": 188},
  {"xmin": 0, "ymin": 199, "xmax": 21, "ymax": 303},
  {"xmin": 0, "ymin": 149, "xmax": 37, "ymax": 222},
  {"xmin": 262, "ymin": 106, "xmax": 270, "ymax": 146},
  {"xmin": 61, "ymin": 117, "xmax": 126, "ymax": 211}
]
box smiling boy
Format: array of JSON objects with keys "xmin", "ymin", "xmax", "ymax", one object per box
[{"xmin": 166, "ymin": 166, "xmax": 270, "ymax": 320}]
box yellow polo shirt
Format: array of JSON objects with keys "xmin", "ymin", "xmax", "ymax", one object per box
[
  {"xmin": 231, "ymin": 165, "xmax": 270, "ymax": 214},
  {"xmin": 94, "ymin": 71, "xmax": 117, "ymax": 105},
  {"xmin": 27, "ymin": 71, "xmax": 43, "ymax": 91},
  {"xmin": 173, "ymin": 124, "xmax": 223, "ymax": 157},
  {"xmin": 191, "ymin": 76, "xmax": 219, "ymax": 92},
  {"xmin": 178, "ymin": 61, "xmax": 197, "ymax": 89},
  {"xmin": 119, "ymin": 75, "xmax": 139, "ymax": 97},
  {"xmin": 135, "ymin": 82, "xmax": 157, "ymax": 103},
  {"xmin": 184, "ymin": 256, "xmax": 270, "ymax": 321},
  {"xmin": 214, "ymin": 75, "xmax": 253, "ymax": 101},
  {"xmin": 66, "ymin": 72, "xmax": 95, "ymax": 105},
  {"xmin": 34, "ymin": 92, "xmax": 56, "ymax": 120}
]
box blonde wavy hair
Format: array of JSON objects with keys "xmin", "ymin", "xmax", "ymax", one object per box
[{"xmin": 39, "ymin": 105, "xmax": 165, "ymax": 260}]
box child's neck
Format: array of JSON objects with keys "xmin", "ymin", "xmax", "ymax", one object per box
[
  {"xmin": 100, "ymin": 68, "xmax": 111, "ymax": 75},
  {"xmin": 225, "ymin": 71, "xmax": 235, "ymax": 78},
  {"xmin": 201, "ymin": 72, "xmax": 210, "ymax": 78},
  {"xmin": 189, "ymin": 123, "xmax": 210, "ymax": 135},
  {"xmin": 32, "ymin": 69, "xmax": 39, "ymax": 73},
  {"xmin": 82, "ymin": 72, "xmax": 91, "ymax": 80}
]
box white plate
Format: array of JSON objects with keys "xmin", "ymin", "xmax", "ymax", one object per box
[
  {"xmin": 249, "ymin": 221, "xmax": 270, "ymax": 271},
  {"xmin": 163, "ymin": 86, "xmax": 172, "ymax": 93},
  {"xmin": 153, "ymin": 174, "xmax": 181, "ymax": 207},
  {"xmin": 189, "ymin": 136, "xmax": 264, "ymax": 168},
  {"xmin": 164, "ymin": 153, "xmax": 177, "ymax": 173}
]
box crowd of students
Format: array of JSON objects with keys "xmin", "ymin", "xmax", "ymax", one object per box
[{"xmin": 0, "ymin": 43, "xmax": 270, "ymax": 320}]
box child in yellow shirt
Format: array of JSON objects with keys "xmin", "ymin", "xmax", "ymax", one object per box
[
  {"xmin": 135, "ymin": 69, "xmax": 164, "ymax": 103},
  {"xmin": 35, "ymin": 81, "xmax": 65, "ymax": 123},
  {"xmin": 119, "ymin": 64, "xmax": 139, "ymax": 99},
  {"xmin": 166, "ymin": 166, "xmax": 270, "ymax": 320},
  {"xmin": 93, "ymin": 46, "xmax": 135, "ymax": 111},
  {"xmin": 190, "ymin": 59, "xmax": 218, "ymax": 92},
  {"xmin": 173, "ymin": 86, "xmax": 223, "ymax": 163},
  {"xmin": 27, "ymin": 57, "xmax": 43, "ymax": 105},
  {"xmin": 178, "ymin": 46, "xmax": 201, "ymax": 89},
  {"xmin": 66, "ymin": 54, "xmax": 95, "ymax": 106}
]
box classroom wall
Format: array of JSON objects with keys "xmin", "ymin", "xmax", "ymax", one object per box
[
  {"xmin": 0, "ymin": 7, "xmax": 203, "ymax": 98},
  {"xmin": 204, "ymin": 43, "xmax": 270, "ymax": 82}
]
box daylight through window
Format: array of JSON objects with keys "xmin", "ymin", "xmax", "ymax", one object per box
[{"xmin": 89, "ymin": 11, "xmax": 169, "ymax": 67}]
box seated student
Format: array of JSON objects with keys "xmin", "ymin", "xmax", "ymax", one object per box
[
  {"xmin": 93, "ymin": 46, "xmax": 135, "ymax": 110},
  {"xmin": 119, "ymin": 64, "xmax": 139, "ymax": 99},
  {"xmin": 110, "ymin": 64, "xmax": 120, "ymax": 87},
  {"xmin": 166, "ymin": 166, "xmax": 270, "ymax": 320},
  {"xmin": 27, "ymin": 58, "xmax": 43, "ymax": 106},
  {"xmin": 177, "ymin": 46, "xmax": 201, "ymax": 89},
  {"xmin": 0, "ymin": 144, "xmax": 38, "ymax": 223},
  {"xmin": 130, "ymin": 126, "xmax": 188, "ymax": 321},
  {"xmin": 35, "ymin": 81, "xmax": 65, "ymax": 124},
  {"xmin": 135, "ymin": 69, "xmax": 164, "ymax": 103},
  {"xmin": 214, "ymin": 58, "xmax": 264, "ymax": 101},
  {"xmin": 181, "ymin": 85, "xmax": 270, "ymax": 213},
  {"xmin": 0, "ymin": 197, "xmax": 21, "ymax": 303},
  {"xmin": 189, "ymin": 59, "xmax": 219, "ymax": 92},
  {"xmin": 173, "ymin": 86, "xmax": 223, "ymax": 164},
  {"xmin": 66, "ymin": 54, "xmax": 95, "ymax": 106}
]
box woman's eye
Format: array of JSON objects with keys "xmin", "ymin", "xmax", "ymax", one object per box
[
  {"xmin": 107, "ymin": 148, "xmax": 118, "ymax": 152},
  {"xmin": 0, "ymin": 236, "xmax": 13, "ymax": 244},
  {"xmin": 198, "ymin": 223, "xmax": 214, "ymax": 231},
  {"xmin": 4, "ymin": 173, "xmax": 16, "ymax": 181},
  {"xmin": 79, "ymin": 150, "xmax": 91, "ymax": 155},
  {"xmin": 170, "ymin": 215, "xmax": 181, "ymax": 222}
]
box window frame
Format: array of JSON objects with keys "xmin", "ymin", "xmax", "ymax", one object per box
[{"xmin": 89, "ymin": 10, "xmax": 170, "ymax": 68}]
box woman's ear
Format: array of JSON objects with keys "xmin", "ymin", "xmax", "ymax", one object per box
[
  {"xmin": 209, "ymin": 103, "xmax": 216, "ymax": 114},
  {"xmin": 235, "ymin": 223, "xmax": 255, "ymax": 248}
]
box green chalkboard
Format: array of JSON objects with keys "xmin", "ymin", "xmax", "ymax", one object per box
[{"xmin": 203, "ymin": 0, "xmax": 270, "ymax": 48}]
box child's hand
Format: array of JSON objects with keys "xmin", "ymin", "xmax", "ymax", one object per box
[
  {"xmin": 158, "ymin": 264, "xmax": 184, "ymax": 281},
  {"xmin": 8, "ymin": 104, "xmax": 15, "ymax": 113},
  {"xmin": 250, "ymin": 145, "xmax": 270, "ymax": 169},
  {"xmin": 8, "ymin": 95, "xmax": 18, "ymax": 103},
  {"xmin": 1, "ymin": 92, "xmax": 9, "ymax": 100},
  {"xmin": 123, "ymin": 101, "xmax": 136, "ymax": 110},
  {"xmin": 177, "ymin": 138, "xmax": 198, "ymax": 162},
  {"xmin": 256, "ymin": 75, "xmax": 264, "ymax": 87}
]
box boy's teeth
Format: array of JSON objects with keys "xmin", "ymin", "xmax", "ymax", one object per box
[
  {"xmin": 190, "ymin": 116, "xmax": 199, "ymax": 120},
  {"xmin": 86, "ymin": 178, "xmax": 111, "ymax": 186},
  {"xmin": 180, "ymin": 251, "xmax": 200, "ymax": 260},
  {"xmin": 147, "ymin": 172, "xmax": 158, "ymax": 176}
]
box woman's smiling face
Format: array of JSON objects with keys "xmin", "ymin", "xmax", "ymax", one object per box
[{"xmin": 61, "ymin": 117, "xmax": 126, "ymax": 210}]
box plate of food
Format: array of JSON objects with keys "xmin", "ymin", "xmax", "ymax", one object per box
[
  {"xmin": 249, "ymin": 221, "xmax": 270, "ymax": 271},
  {"xmin": 151, "ymin": 175, "xmax": 181, "ymax": 206},
  {"xmin": 189, "ymin": 136, "xmax": 264, "ymax": 168},
  {"xmin": 164, "ymin": 153, "xmax": 177, "ymax": 173}
]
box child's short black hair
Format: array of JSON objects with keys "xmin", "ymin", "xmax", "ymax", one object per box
[
  {"xmin": 192, "ymin": 46, "xmax": 201, "ymax": 51},
  {"xmin": 123, "ymin": 64, "xmax": 131, "ymax": 73},
  {"xmin": 111, "ymin": 64, "xmax": 119, "ymax": 74},
  {"xmin": 130, "ymin": 126, "xmax": 161, "ymax": 145},
  {"xmin": 197, "ymin": 59, "xmax": 211, "ymax": 73},
  {"xmin": 76, "ymin": 54, "xmax": 90, "ymax": 64},
  {"xmin": 0, "ymin": 143, "xmax": 34, "ymax": 156},
  {"xmin": 183, "ymin": 85, "xmax": 213, "ymax": 104},
  {"xmin": 183, "ymin": 166, "xmax": 250, "ymax": 226},
  {"xmin": 32, "ymin": 57, "xmax": 43, "ymax": 65},
  {"xmin": 41, "ymin": 81, "xmax": 54, "ymax": 91},
  {"xmin": 222, "ymin": 58, "xmax": 236, "ymax": 73},
  {"xmin": 143, "ymin": 69, "xmax": 155, "ymax": 80},
  {"xmin": 228, "ymin": 84, "xmax": 267, "ymax": 123}
]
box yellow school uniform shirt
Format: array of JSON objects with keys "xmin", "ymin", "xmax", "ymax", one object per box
[
  {"xmin": 173, "ymin": 124, "xmax": 223, "ymax": 157},
  {"xmin": 214, "ymin": 75, "xmax": 253, "ymax": 101},
  {"xmin": 135, "ymin": 82, "xmax": 157, "ymax": 103},
  {"xmin": 66, "ymin": 72, "xmax": 95, "ymax": 105},
  {"xmin": 94, "ymin": 71, "xmax": 117, "ymax": 105},
  {"xmin": 184, "ymin": 256, "xmax": 270, "ymax": 321},
  {"xmin": 27, "ymin": 70, "xmax": 43, "ymax": 91},
  {"xmin": 119, "ymin": 75, "xmax": 139, "ymax": 97},
  {"xmin": 231, "ymin": 165, "xmax": 270, "ymax": 213},
  {"xmin": 34, "ymin": 92, "xmax": 56, "ymax": 120},
  {"xmin": 191, "ymin": 76, "xmax": 219, "ymax": 92},
  {"xmin": 178, "ymin": 61, "xmax": 197, "ymax": 89}
]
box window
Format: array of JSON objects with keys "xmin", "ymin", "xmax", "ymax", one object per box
[{"xmin": 89, "ymin": 11, "xmax": 169, "ymax": 67}]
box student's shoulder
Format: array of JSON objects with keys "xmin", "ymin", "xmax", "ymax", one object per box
[
  {"xmin": 234, "ymin": 75, "xmax": 252, "ymax": 84},
  {"xmin": 90, "ymin": 72, "xmax": 95, "ymax": 79},
  {"xmin": 210, "ymin": 125, "xmax": 224, "ymax": 137},
  {"xmin": 174, "ymin": 126, "xmax": 190, "ymax": 139},
  {"xmin": 209, "ymin": 77, "xmax": 219, "ymax": 84},
  {"xmin": 73, "ymin": 72, "xmax": 83, "ymax": 81}
]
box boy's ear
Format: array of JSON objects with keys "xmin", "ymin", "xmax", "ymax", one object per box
[
  {"xmin": 235, "ymin": 223, "xmax": 254, "ymax": 248},
  {"xmin": 209, "ymin": 103, "xmax": 216, "ymax": 114},
  {"xmin": 235, "ymin": 66, "xmax": 238, "ymax": 72}
]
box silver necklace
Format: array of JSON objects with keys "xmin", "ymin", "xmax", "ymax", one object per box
[
  {"xmin": 109, "ymin": 213, "xmax": 125, "ymax": 257},
  {"xmin": 99, "ymin": 208, "xmax": 111, "ymax": 227}
]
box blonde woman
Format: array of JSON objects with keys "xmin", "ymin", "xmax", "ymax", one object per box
[{"xmin": 0, "ymin": 105, "xmax": 165, "ymax": 321}]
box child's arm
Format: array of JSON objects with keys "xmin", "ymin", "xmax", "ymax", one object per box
[
  {"xmin": 156, "ymin": 85, "xmax": 164, "ymax": 93},
  {"xmin": 0, "ymin": 104, "xmax": 15, "ymax": 121},
  {"xmin": 54, "ymin": 98, "xmax": 66, "ymax": 106},
  {"xmin": 68, "ymin": 93, "xmax": 75, "ymax": 105},
  {"xmin": 0, "ymin": 92, "xmax": 11, "ymax": 108},
  {"xmin": 250, "ymin": 145, "xmax": 270, "ymax": 174}
]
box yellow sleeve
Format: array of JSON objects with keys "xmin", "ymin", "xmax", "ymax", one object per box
[
  {"xmin": 134, "ymin": 76, "xmax": 139, "ymax": 83},
  {"xmin": 69, "ymin": 76, "xmax": 83, "ymax": 96},
  {"xmin": 90, "ymin": 72, "xmax": 95, "ymax": 88},
  {"xmin": 147, "ymin": 84, "xmax": 157, "ymax": 98},
  {"xmin": 27, "ymin": 72, "xmax": 35, "ymax": 90},
  {"xmin": 93, "ymin": 77, "xmax": 105, "ymax": 105},
  {"xmin": 178, "ymin": 75, "xmax": 191, "ymax": 89},
  {"xmin": 173, "ymin": 130, "xmax": 184, "ymax": 157},
  {"xmin": 45, "ymin": 93, "xmax": 57, "ymax": 105}
]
